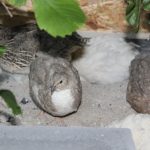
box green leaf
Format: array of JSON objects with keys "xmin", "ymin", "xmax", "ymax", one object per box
[
  {"xmin": 7, "ymin": 0, "xmax": 27, "ymax": 7},
  {"xmin": 143, "ymin": 0, "xmax": 150, "ymax": 11},
  {"xmin": 32, "ymin": 0, "xmax": 86, "ymax": 37},
  {"xmin": 0, "ymin": 90, "xmax": 22, "ymax": 115},
  {"xmin": 126, "ymin": 0, "xmax": 142, "ymax": 29},
  {"xmin": 126, "ymin": 0, "xmax": 135, "ymax": 15},
  {"xmin": 0, "ymin": 45, "xmax": 6, "ymax": 56}
]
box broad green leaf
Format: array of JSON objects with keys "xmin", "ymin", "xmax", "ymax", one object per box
[
  {"xmin": 0, "ymin": 45, "xmax": 6, "ymax": 56},
  {"xmin": 7, "ymin": 0, "xmax": 27, "ymax": 7},
  {"xmin": 0, "ymin": 90, "xmax": 22, "ymax": 115},
  {"xmin": 32, "ymin": 0, "xmax": 86, "ymax": 37},
  {"xmin": 143, "ymin": 0, "xmax": 150, "ymax": 11},
  {"xmin": 126, "ymin": 0, "xmax": 135, "ymax": 15},
  {"xmin": 126, "ymin": 0, "xmax": 142, "ymax": 29}
]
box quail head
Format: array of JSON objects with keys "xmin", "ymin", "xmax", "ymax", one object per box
[{"xmin": 29, "ymin": 55, "xmax": 82, "ymax": 117}]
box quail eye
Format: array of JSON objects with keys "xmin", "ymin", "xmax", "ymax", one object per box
[{"xmin": 59, "ymin": 80, "xmax": 63, "ymax": 84}]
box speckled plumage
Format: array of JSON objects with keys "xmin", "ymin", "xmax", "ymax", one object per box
[{"xmin": 29, "ymin": 55, "xmax": 82, "ymax": 117}]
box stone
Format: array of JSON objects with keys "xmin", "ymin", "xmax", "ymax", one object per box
[
  {"xmin": 0, "ymin": 126, "xmax": 136, "ymax": 150},
  {"xmin": 127, "ymin": 52, "xmax": 150, "ymax": 113}
]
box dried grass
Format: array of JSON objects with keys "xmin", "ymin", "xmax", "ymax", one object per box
[
  {"xmin": 1, "ymin": 0, "xmax": 149, "ymax": 32},
  {"xmin": 79, "ymin": 0, "xmax": 128, "ymax": 32},
  {"xmin": 79, "ymin": 0, "xmax": 150, "ymax": 32}
]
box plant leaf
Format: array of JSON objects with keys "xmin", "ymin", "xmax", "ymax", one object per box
[
  {"xmin": 143, "ymin": 0, "xmax": 150, "ymax": 11},
  {"xmin": 0, "ymin": 45, "xmax": 6, "ymax": 56},
  {"xmin": 126, "ymin": 0, "xmax": 142, "ymax": 29},
  {"xmin": 6, "ymin": 0, "xmax": 27, "ymax": 7},
  {"xmin": 0, "ymin": 90, "xmax": 22, "ymax": 115},
  {"xmin": 32, "ymin": 0, "xmax": 86, "ymax": 37}
]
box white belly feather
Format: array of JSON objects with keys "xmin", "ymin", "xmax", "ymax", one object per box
[{"xmin": 51, "ymin": 89, "xmax": 74, "ymax": 112}]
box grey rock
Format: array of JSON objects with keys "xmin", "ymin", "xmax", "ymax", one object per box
[
  {"xmin": 127, "ymin": 53, "xmax": 150, "ymax": 113},
  {"xmin": 21, "ymin": 97, "xmax": 30, "ymax": 104},
  {"xmin": 0, "ymin": 126, "xmax": 136, "ymax": 150}
]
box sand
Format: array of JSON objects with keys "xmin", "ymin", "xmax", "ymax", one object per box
[
  {"xmin": 0, "ymin": 70, "xmax": 136, "ymax": 126},
  {"xmin": 0, "ymin": 32, "xmax": 138, "ymax": 127}
]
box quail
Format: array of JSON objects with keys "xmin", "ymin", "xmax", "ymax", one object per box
[{"xmin": 29, "ymin": 55, "xmax": 82, "ymax": 117}]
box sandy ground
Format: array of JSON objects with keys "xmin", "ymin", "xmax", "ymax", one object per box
[
  {"xmin": 0, "ymin": 31, "xmax": 141, "ymax": 126},
  {"xmin": 0, "ymin": 71, "xmax": 135, "ymax": 126}
]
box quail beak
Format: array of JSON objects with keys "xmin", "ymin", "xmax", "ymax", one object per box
[{"xmin": 50, "ymin": 86, "xmax": 55, "ymax": 94}]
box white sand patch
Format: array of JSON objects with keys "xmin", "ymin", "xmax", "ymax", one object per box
[
  {"xmin": 73, "ymin": 33, "xmax": 138, "ymax": 84},
  {"xmin": 108, "ymin": 114, "xmax": 150, "ymax": 150}
]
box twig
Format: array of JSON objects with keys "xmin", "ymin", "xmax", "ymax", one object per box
[{"xmin": 1, "ymin": 2, "xmax": 13, "ymax": 18}]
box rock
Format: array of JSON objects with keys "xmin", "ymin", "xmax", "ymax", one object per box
[
  {"xmin": 21, "ymin": 98, "xmax": 30, "ymax": 104},
  {"xmin": 127, "ymin": 52, "xmax": 150, "ymax": 113}
]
